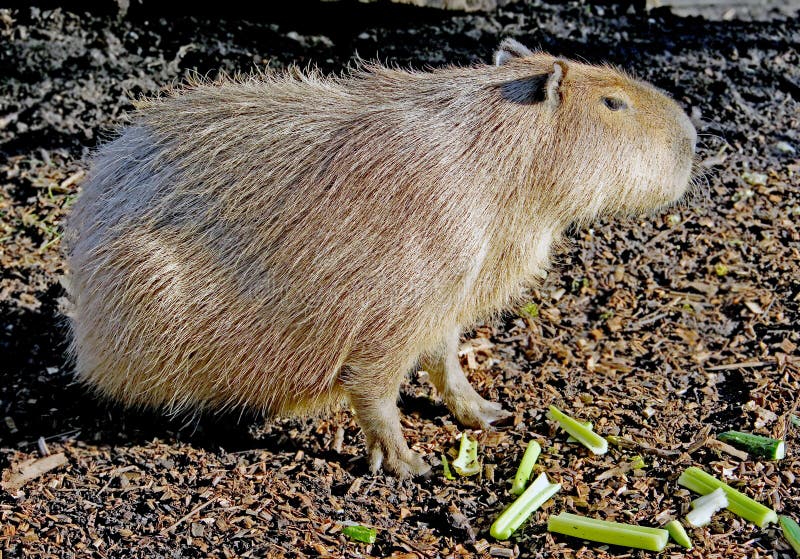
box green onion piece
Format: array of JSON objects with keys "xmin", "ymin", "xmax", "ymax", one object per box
[
  {"xmin": 342, "ymin": 525, "xmax": 377, "ymax": 544},
  {"xmin": 791, "ymin": 415, "xmax": 800, "ymax": 428},
  {"xmin": 686, "ymin": 488, "xmax": 728, "ymax": 527},
  {"xmin": 441, "ymin": 454, "xmax": 455, "ymax": 480},
  {"xmin": 509, "ymin": 440, "xmax": 542, "ymax": 496},
  {"xmin": 547, "ymin": 406, "xmax": 608, "ymax": 455},
  {"xmin": 451, "ymin": 433, "xmax": 481, "ymax": 476},
  {"xmin": 717, "ymin": 431, "xmax": 785, "ymax": 460},
  {"xmin": 779, "ymin": 515, "xmax": 800, "ymax": 555},
  {"xmin": 547, "ymin": 512, "xmax": 669, "ymax": 552},
  {"xmin": 665, "ymin": 520, "xmax": 692, "ymax": 549},
  {"xmin": 677, "ymin": 466, "xmax": 778, "ymax": 527},
  {"xmin": 491, "ymin": 472, "xmax": 561, "ymax": 540}
]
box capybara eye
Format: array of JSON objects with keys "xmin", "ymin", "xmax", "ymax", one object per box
[{"xmin": 602, "ymin": 96, "xmax": 628, "ymax": 111}]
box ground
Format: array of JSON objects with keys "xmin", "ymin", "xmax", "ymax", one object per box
[{"xmin": 0, "ymin": 1, "xmax": 798, "ymax": 558}]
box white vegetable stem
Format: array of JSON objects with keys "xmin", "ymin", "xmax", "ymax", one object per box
[{"xmin": 686, "ymin": 488, "xmax": 729, "ymax": 527}]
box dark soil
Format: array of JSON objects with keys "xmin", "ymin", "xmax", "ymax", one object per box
[{"xmin": 1, "ymin": 1, "xmax": 798, "ymax": 558}]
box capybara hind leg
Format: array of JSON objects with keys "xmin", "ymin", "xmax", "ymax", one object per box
[
  {"xmin": 421, "ymin": 329, "xmax": 512, "ymax": 429},
  {"xmin": 345, "ymin": 374, "xmax": 430, "ymax": 478}
]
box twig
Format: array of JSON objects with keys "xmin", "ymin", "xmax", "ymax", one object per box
[
  {"xmin": 97, "ymin": 465, "xmax": 139, "ymax": 496},
  {"xmin": 706, "ymin": 438, "xmax": 748, "ymax": 461},
  {"xmin": 628, "ymin": 312, "xmax": 669, "ymax": 331},
  {"xmin": 1, "ymin": 453, "xmax": 68, "ymax": 492},
  {"xmin": 160, "ymin": 498, "xmax": 217, "ymax": 535},
  {"xmin": 705, "ymin": 360, "xmax": 773, "ymax": 372},
  {"xmin": 646, "ymin": 221, "xmax": 687, "ymax": 246},
  {"xmin": 394, "ymin": 532, "xmax": 436, "ymax": 557}
]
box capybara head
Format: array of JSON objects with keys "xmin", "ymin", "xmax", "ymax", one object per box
[{"xmin": 493, "ymin": 38, "xmax": 697, "ymax": 221}]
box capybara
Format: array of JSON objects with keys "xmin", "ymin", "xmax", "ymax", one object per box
[{"xmin": 64, "ymin": 38, "xmax": 697, "ymax": 477}]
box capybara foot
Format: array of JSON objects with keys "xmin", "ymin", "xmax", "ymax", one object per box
[
  {"xmin": 349, "ymin": 384, "xmax": 431, "ymax": 478},
  {"xmin": 446, "ymin": 387, "xmax": 513, "ymax": 429},
  {"xmin": 367, "ymin": 438, "xmax": 431, "ymax": 478}
]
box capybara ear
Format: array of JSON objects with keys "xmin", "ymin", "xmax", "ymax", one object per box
[
  {"xmin": 499, "ymin": 60, "xmax": 567, "ymax": 106},
  {"xmin": 544, "ymin": 61, "xmax": 567, "ymax": 109},
  {"xmin": 494, "ymin": 38, "xmax": 534, "ymax": 65}
]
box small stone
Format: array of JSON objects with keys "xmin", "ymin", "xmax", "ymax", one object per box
[
  {"xmin": 190, "ymin": 523, "xmax": 204, "ymax": 538},
  {"xmin": 489, "ymin": 545, "xmax": 515, "ymax": 558},
  {"xmin": 741, "ymin": 171, "xmax": 767, "ymax": 186}
]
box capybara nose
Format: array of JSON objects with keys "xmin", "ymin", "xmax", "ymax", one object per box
[{"xmin": 681, "ymin": 111, "xmax": 698, "ymax": 153}]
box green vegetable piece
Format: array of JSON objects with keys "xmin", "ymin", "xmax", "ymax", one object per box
[
  {"xmin": 521, "ymin": 302, "xmax": 539, "ymax": 318},
  {"xmin": 606, "ymin": 435, "xmax": 631, "ymax": 448},
  {"xmin": 509, "ymin": 440, "xmax": 541, "ymax": 496},
  {"xmin": 717, "ymin": 431, "xmax": 785, "ymax": 460},
  {"xmin": 451, "ymin": 433, "xmax": 481, "ymax": 476},
  {"xmin": 629, "ymin": 455, "xmax": 646, "ymax": 470},
  {"xmin": 779, "ymin": 515, "xmax": 800, "ymax": 555},
  {"xmin": 491, "ymin": 472, "xmax": 561, "ymax": 540},
  {"xmin": 547, "ymin": 512, "xmax": 669, "ymax": 552},
  {"xmin": 547, "ymin": 405, "xmax": 608, "ymax": 455},
  {"xmin": 677, "ymin": 466, "xmax": 778, "ymax": 527},
  {"xmin": 342, "ymin": 525, "xmax": 377, "ymax": 544},
  {"xmin": 665, "ymin": 520, "xmax": 692, "ymax": 549},
  {"xmin": 791, "ymin": 415, "xmax": 800, "ymax": 428},
  {"xmin": 441, "ymin": 454, "xmax": 455, "ymax": 480},
  {"xmin": 566, "ymin": 421, "xmax": 593, "ymax": 443}
]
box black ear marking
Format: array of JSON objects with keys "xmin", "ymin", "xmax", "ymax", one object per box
[
  {"xmin": 499, "ymin": 61, "xmax": 568, "ymax": 107},
  {"xmin": 500, "ymin": 75, "xmax": 549, "ymax": 104},
  {"xmin": 495, "ymin": 38, "xmax": 534, "ymax": 66}
]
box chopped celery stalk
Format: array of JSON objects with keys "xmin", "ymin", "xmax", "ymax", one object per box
[
  {"xmin": 717, "ymin": 431, "xmax": 785, "ymax": 460},
  {"xmin": 565, "ymin": 421, "xmax": 593, "ymax": 443},
  {"xmin": 509, "ymin": 440, "xmax": 542, "ymax": 496},
  {"xmin": 665, "ymin": 520, "xmax": 692, "ymax": 549},
  {"xmin": 451, "ymin": 433, "xmax": 480, "ymax": 476},
  {"xmin": 547, "ymin": 405, "xmax": 608, "ymax": 455},
  {"xmin": 779, "ymin": 515, "xmax": 800, "ymax": 555},
  {"xmin": 491, "ymin": 472, "xmax": 561, "ymax": 540},
  {"xmin": 677, "ymin": 466, "xmax": 778, "ymax": 527},
  {"xmin": 686, "ymin": 488, "xmax": 729, "ymax": 527},
  {"xmin": 342, "ymin": 525, "xmax": 377, "ymax": 544},
  {"xmin": 547, "ymin": 512, "xmax": 669, "ymax": 552},
  {"xmin": 441, "ymin": 454, "xmax": 455, "ymax": 480}
]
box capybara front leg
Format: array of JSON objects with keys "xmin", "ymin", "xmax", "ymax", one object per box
[{"xmin": 345, "ymin": 375, "xmax": 430, "ymax": 478}]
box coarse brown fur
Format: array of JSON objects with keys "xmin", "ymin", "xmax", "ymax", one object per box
[{"xmin": 63, "ymin": 39, "xmax": 697, "ymax": 477}]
